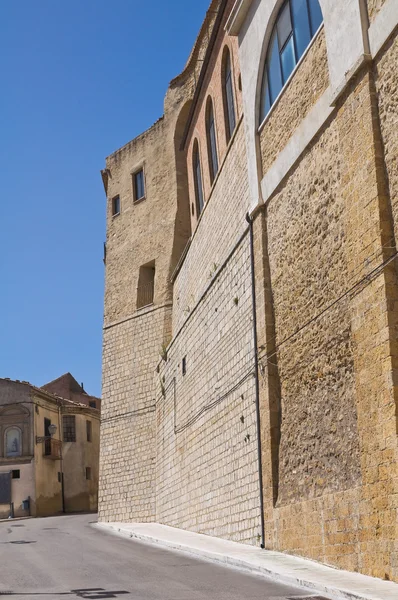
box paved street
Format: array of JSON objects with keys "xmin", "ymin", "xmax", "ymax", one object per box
[{"xmin": 0, "ymin": 514, "xmax": 316, "ymax": 599}]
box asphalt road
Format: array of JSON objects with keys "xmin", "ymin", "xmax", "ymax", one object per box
[{"xmin": 0, "ymin": 514, "xmax": 315, "ymax": 599}]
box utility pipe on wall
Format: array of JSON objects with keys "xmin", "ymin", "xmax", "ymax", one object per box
[{"xmin": 246, "ymin": 212, "xmax": 265, "ymax": 549}]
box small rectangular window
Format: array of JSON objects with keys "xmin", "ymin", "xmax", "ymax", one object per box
[
  {"xmin": 133, "ymin": 169, "xmax": 145, "ymax": 202},
  {"xmin": 63, "ymin": 416, "xmax": 76, "ymax": 443},
  {"xmin": 86, "ymin": 420, "xmax": 92, "ymax": 443},
  {"xmin": 280, "ymin": 35, "xmax": 296, "ymax": 83},
  {"xmin": 182, "ymin": 356, "xmax": 187, "ymax": 376},
  {"xmin": 112, "ymin": 195, "xmax": 120, "ymax": 216},
  {"xmin": 89, "ymin": 400, "xmax": 96, "ymax": 409},
  {"xmin": 86, "ymin": 467, "xmax": 92, "ymax": 480},
  {"xmin": 291, "ymin": 0, "xmax": 311, "ymax": 60},
  {"xmin": 58, "ymin": 472, "xmax": 62, "ymax": 483},
  {"xmin": 136, "ymin": 261, "xmax": 155, "ymax": 309},
  {"xmin": 12, "ymin": 470, "xmax": 20, "ymax": 479}
]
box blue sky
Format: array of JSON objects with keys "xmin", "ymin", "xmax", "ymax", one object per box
[{"xmin": 0, "ymin": 0, "xmax": 210, "ymax": 397}]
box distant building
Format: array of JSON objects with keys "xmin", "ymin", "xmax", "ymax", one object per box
[
  {"xmin": 42, "ymin": 372, "xmax": 101, "ymax": 411},
  {"xmin": 0, "ymin": 377, "xmax": 100, "ymax": 518}
]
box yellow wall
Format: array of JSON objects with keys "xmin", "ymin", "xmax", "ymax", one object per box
[
  {"xmin": 62, "ymin": 409, "xmax": 100, "ymax": 513},
  {"xmin": 0, "ymin": 461, "xmax": 35, "ymax": 518},
  {"xmin": 33, "ymin": 395, "xmax": 63, "ymax": 517}
]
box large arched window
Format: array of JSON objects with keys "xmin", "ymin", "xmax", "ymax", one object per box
[
  {"xmin": 5, "ymin": 427, "xmax": 22, "ymax": 458},
  {"xmin": 260, "ymin": 0, "xmax": 323, "ymax": 121},
  {"xmin": 223, "ymin": 48, "xmax": 236, "ymax": 143},
  {"xmin": 206, "ymin": 98, "xmax": 219, "ymax": 184},
  {"xmin": 192, "ymin": 140, "xmax": 204, "ymax": 216}
]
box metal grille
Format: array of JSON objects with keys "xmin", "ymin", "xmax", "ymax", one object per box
[
  {"xmin": 0, "ymin": 472, "xmax": 11, "ymax": 504},
  {"xmin": 63, "ymin": 415, "xmax": 76, "ymax": 442}
]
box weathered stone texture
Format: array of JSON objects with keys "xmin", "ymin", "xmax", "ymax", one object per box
[
  {"xmin": 259, "ymin": 29, "xmax": 329, "ymax": 174},
  {"xmin": 173, "ymin": 121, "xmax": 250, "ymax": 333},
  {"xmin": 104, "ymin": 114, "xmax": 190, "ymax": 325},
  {"xmin": 367, "ymin": 0, "xmax": 389, "ymax": 23},
  {"xmin": 374, "ymin": 32, "xmax": 398, "ymax": 243},
  {"xmin": 266, "ymin": 118, "xmax": 361, "ymax": 506},
  {"xmin": 336, "ymin": 67, "xmax": 398, "ymax": 581},
  {"xmin": 99, "ymin": 306, "xmax": 172, "ymax": 522},
  {"xmin": 158, "ymin": 235, "xmax": 260, "ymax": 543}
]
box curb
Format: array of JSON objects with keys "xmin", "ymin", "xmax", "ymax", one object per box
[
  {"xmin": 0, "ymin": 516, "xmax": 33, "ymax": 523},
  {"xmin": 93, "ymin": 523, "xmax": 396, "ymax": 600}
]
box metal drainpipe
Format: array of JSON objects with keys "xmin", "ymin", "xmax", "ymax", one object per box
[
  {"xmin": 58, "ymin": 404, "xmax": 65, "ymax": 513},
  {"xmin": 246, "ymin": 212, "xmax": 265, "ymax": 549}
]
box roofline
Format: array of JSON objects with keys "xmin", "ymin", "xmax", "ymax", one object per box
[
  {"xmin": 180, "ymin": 0, "xmax": 229, "ymax": 151},
  {"xmin": 0, "ymin": 377, "xmax": 100, "ymax": 410}
]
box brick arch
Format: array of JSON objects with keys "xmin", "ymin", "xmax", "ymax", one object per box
[
  {"xmin": 220, "ymin": 44, "xmax": 238, "ymax": 144},
  {"xmin": 168, "ymin": 99, "xmax": 194, "ymax": 294}
]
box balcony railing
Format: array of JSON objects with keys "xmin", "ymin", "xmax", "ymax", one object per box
[{"xmin": 36, "ymin": 437, "xmax": 62, "ymax": 460}]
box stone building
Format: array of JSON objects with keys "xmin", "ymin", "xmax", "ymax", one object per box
[
  {"xmin": 99, "ymin": 0, "xmax": 398, "ymax": 582},
  {"xmin": 0, "ymin": 377, "xmax": 100, "ymax": 518}
]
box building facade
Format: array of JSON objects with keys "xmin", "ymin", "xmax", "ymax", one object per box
[
  {"xmin": 99, "ymin": 0, "xmax": 398, "ymax": 581},
  {"xmin": 0, "ymin": 378, "xmax": 100, "ymax": 518}
]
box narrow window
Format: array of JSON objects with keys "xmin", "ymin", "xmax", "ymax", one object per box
[
  {"xmin": 85, "ymin": 467, "xmax": 92, "ymax": 480},
  {"xmin": 260, "ymin": 0, "xmax": 323, "ymax": 121},
  {"xmin": 89, "ymin": 400, "xmax": 96, "ymax": 409},
  {"xmin": 44, "ymin": 418, "xmax": 51, "ymax": 456},
  {"xmin": 133, "ymin": 169, "xmax": 145, "ymax": 202},
  {"xmin": 112, "ymin": 195, "xmax": 120, "ymax": 216},
  {"xmin": 63, "ymin": 415, "xmax": 76, "ymax": 443},
  {"xmin": 182, "ymin": 356, "xmax": 187, "ymax": 376},
  {"xmin": 86, "ymin": 420, "xmax": 92, "ymax": 443},
  {"xmin": 206, "ymin": 98, "xmax": 218, "ymax": 184},
  {"xmin": 137, "ymin": 261, "xmax": 155, "ymax": 309},
  {"xmin": 12, "ymin": 470, "xmax": 20, "ymax": 479},
  {"xmin": 192, "ymin": 140, "xmax": 204, "ymax": 216},
  {"xmin": 58, "ymin": 472, "xmax": 62, "ymax": 483},
  {"xmin": 223, "ymin": 49, "xmax": 236, "ymax": 142}
]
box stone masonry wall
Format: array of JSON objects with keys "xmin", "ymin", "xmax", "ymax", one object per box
[
  {"xmin": 374, "ymin": 30, "xmax": 398, "ymax": 245},
  {"xmin": 99, "ymin": 305, "xmax": 172, "ymax": 522},
  {"xmin": 367, "ymin": 0, "xmax": 389, "ymax": 23},
  {"xmin": 173, "ymin": 121, "xmax": 250, "ymax": 333},
  {"xmin": 265, "ymin": 117, "xmax": 361, "ymax": 506},
  {"xmin": 259, "ymin": 28, "xmax": 329, "ymax": 174},
  {"xmin": 158, "ymin": 234, "xmax": 261, "ymax": 543}
]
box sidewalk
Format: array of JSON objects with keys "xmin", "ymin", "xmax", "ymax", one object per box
[{"xmin": 94, "ymin": 522, "xmax": 398, "ymax": 600}]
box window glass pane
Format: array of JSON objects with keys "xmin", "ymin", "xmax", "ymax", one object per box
[
  {"xmin": 280, "ymin": 35, "xmax": 296, "ymax": 83},
  {"xmin": 308, "ymin": 0, "xmax": 323, "ymax": 35},
  {"xmin": 135, "ymin": 170, "xmax": 145, "ymax": 200},
  {"xmin": 225, "ymin": 63, "xmax": 236, "ymax": 139},
  {"xmin": 267, "ymin": 31, "xmax": 283, "ymax": 103},
  {"xmin": 194, "ymin": 147, "xmax": 204, "ymax": 214},
  {"xmin": 261, "ymin": 70, "xmax": 271, "ymax": 121},
  {"xmin": 277, "ymin": 1, "xmax": 293, "ymax": 49},
  {"xmin": 208, "ymin": 108, "xmax": 218, "ymax": 181},
  {"xmin": 291, "ymin": 0, "xmax": 311, "ymax": 59}
]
